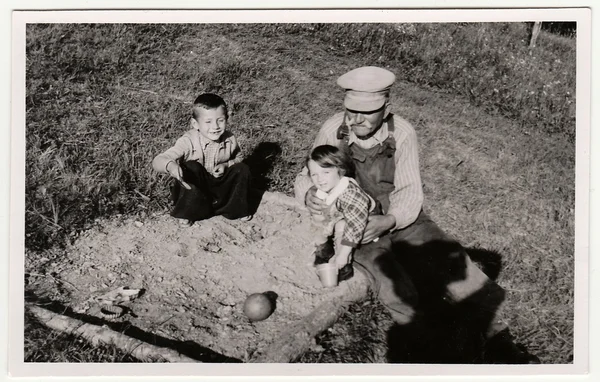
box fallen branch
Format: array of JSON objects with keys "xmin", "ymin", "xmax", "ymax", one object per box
[
  {"xmin": 27, "ymin": 305, "xmax": 200, "ymax": 363},
  {"xmin": 249, "ymin": 275, "xmax": 370, "ymax": 363}
]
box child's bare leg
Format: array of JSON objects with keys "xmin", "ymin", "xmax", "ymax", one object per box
[
  {"xmin": 332, "ymin": 220, "xmax": 354, "ymax": 282},
  {"xmin": 333, "ymin": 219, "xmax": 346, "ymax": 254}
]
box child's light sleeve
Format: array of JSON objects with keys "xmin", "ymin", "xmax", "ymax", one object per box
[{"xmin": 152, "ymin": 135, "xmax": 193, "ymax": 174}]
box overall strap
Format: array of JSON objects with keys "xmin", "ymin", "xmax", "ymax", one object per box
[{"xmin": 386, "ymin": 113, "xmax": 395, "ymax": 135}]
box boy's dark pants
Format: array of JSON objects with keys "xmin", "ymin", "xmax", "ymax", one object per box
[{"xmin": 170, "ymin": 160, "xmax": 251, "ymax": 222}]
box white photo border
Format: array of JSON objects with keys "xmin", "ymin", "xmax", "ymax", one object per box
[{"xmin": 4, "ymin": 2, "xmax": 596, "ymax": 381}]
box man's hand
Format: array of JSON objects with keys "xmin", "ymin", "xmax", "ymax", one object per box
[
  {"xmin": 362, "ymin": 214, "xmax": 396, "ymax": 243},
  {"xmin": 305, "ymin": 186, "xmax": 326, "ymax": 215},
  {"xmin": 213, "ymin": 163, "xmax": 228, "ymax": 178},
  {"xmin": 166, "ymin": 161, "xmax": 191, "ymax": 190}
]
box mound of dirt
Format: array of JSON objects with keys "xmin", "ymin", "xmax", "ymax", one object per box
[{"xmin": 28, "ymin": 192, "xmax": 368, "ymax": 361}]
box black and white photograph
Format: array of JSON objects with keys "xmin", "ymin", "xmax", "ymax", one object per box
[{"xmin": 7, "ymin": 5, "xmax": 594, "ymax": 379}]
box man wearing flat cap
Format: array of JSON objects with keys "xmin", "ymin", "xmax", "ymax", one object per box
[{"xmin": 294, "ymin": 66, "xmax": 539, "ymax": 363}]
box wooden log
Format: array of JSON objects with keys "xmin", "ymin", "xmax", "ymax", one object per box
[
  {"xmin": 27, "ymin": 305, "xmax": 199, "ymax": 363},
  {"xmin": 249, "ymin": 276, "xmax": 370, "ymax": 363}
]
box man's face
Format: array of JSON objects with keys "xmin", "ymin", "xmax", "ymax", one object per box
[
  {"xmin": 307, "ymin": 159, "xmax": 342, "ymax": 193},
  {"xmin": 344, "ymin": 106, "xmax": 386, "ymax": 138},
  {"xmin": 191, "ymin": 105, "xmax": 227, "ymax": 142}
]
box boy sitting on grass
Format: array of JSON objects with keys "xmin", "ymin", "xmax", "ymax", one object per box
[
  {"xmin": 152, "ymin": 93, "xmax": 252, "ymax": 226},
  {"xmin": 307, "ymin": 145, "xmax": 376, "ymax": 283}
]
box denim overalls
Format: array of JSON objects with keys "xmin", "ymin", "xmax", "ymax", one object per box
[{"xmin": 338, "ymin": 114, "xmax": 506, "ymax": 337}]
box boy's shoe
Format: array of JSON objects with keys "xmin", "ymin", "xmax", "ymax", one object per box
[
  {"xmin": 338, "ymin": 264, "xmax": 354, "ymax": 283},
  {"xmin": 239, "ymin": 215, "xmax": 253, "ymax": 221}
]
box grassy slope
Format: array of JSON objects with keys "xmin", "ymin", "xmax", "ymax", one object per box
[{"xmin": 24, "ymin": 24, "xmax": 574, "ymax": 363}]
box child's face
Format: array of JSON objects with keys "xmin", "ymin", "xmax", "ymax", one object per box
[
  {"xmin": 192, "ymin": 105, "xmax": 227, "ymax": 142},
  {"xmin": 308, "ymin": 159, "xmax": 342, "ymax": 193}
]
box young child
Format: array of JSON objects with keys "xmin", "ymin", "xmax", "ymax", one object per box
[
  {"xmin": 152, "ymin": 93, "xmax": 252, "ymax": 226},
  {"xmin": 307, "ymin": 145, "xmax": 376, "ymax": 283}
]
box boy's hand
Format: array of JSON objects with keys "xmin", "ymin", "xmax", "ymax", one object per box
[
  {"xmin": 305, "ymin": 186, "xmax": 326, "ymax": 215},
  {"xmin": 166, "ymin": 161, "xmax": 191, "ymax": 190},
  {"xmin": 212, "ymin": 163, "xmax": 227, "ymax": 178}
]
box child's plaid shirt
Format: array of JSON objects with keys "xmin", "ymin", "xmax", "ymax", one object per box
[{"xmin": 317, "ymin": 177, "xmax": 375, "ymax": 248}]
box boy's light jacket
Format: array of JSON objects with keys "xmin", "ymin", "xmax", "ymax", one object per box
[{"xmin": 152, "ymin": 129, "xmax": 242, "ymax": 174}]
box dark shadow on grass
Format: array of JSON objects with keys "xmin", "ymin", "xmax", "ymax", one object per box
[
  {"xmin": 378, "ymin": 241, "xmax": 505, "ymax": 363},
  {"xmin": 243, "ymin": 141, "xmax": 282, "ymax": 214},
  {"xmin": 24, "ymin": 292, "xmax": 242, "ymax": 363}
]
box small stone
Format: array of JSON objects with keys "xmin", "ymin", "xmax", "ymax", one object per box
[
  {"xmin": 134, "ymin": 221, "xmax": 144, "ymax": 228},
  {"xmin": 204, "ymin": 244, "xmax": 221, "ymax": 253},
  {"xmin": 177, "ymin": 306, "xmax": 186, "ymax": 313},
  {"xmin": 221, "ymin": 306, "xmax": 232, "ymax": 314}
]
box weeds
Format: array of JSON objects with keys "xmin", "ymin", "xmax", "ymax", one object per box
[
  {"xmin": 266, "ymin": 23, "xmax": 575, "ymax": 140},
  {"xmin": 24, "ymin": 23, "xmax": 575, "ymax": 364}
]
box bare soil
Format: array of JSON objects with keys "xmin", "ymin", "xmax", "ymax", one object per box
[{"xmin": 25, "ymin": 192, "xmax": 367, "ymax": 362}]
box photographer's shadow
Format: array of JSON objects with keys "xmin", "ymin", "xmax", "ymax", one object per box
[{"xmin": 381, "ymin": 241, "xmax": 504, "ymax": 363}]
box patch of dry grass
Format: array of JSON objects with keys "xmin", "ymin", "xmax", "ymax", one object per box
[{"xmin": 24, "ymin": 23, "xmax": 575, "ymax": 364}]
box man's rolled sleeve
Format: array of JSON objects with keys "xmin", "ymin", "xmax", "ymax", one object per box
[{"xmin": 387, "ymin": 126, "xmax": 424, "ymax": 230}]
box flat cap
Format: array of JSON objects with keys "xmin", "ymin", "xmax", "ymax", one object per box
[{"xmin": 337, "ymin": 66, "xmax": 396, "ymax": 112}]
